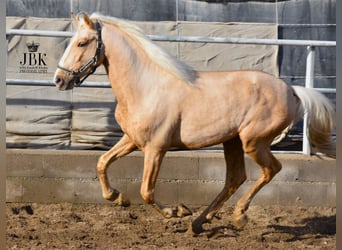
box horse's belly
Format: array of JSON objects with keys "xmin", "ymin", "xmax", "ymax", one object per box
[{"xmin": 176, "ymin": 118, "xmax": 239, "ymax": 149}]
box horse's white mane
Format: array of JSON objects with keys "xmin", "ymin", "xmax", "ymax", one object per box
[{"xmin": 90, "ymin": 13, "xmax": 196, "ymax": 83}]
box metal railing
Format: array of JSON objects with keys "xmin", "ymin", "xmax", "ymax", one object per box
[{"xmin": 6, "ymin": 29, "xmax": 336, "ymax": 155}]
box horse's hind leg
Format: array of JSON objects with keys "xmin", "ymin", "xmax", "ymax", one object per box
[
  {"xmin": 190, "ymin": 136, "xmax": 247, "ymax": 234},
  {"xmin": 97, "ymin": 134, "xmax": 137, "ymax": 206},
  {"xmin": 233, "ymin": 142, "xmax": 282, "ymax": 228}
]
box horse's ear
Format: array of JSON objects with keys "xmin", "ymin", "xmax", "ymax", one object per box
[
  {"xmin": 71, "ymin": 12, "xmax": 78, "ymax": 22},
  {"xmin": 79, "ymin": 12, "xmax": 93, "ymax": 28}
]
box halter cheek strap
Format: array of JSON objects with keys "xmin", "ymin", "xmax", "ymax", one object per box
[{"xmin": 57, "ymin": 22, "xmax": 103, "ymax": 86}]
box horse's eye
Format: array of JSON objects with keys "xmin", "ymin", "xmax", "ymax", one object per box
[{"xmin": 78, "ymin": 41, "xmax": 88, "ymax": 47}]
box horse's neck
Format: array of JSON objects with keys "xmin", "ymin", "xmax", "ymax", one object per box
[{"xmin": 102, "ymin": 25, "xmax": 166, "ymax": 106}]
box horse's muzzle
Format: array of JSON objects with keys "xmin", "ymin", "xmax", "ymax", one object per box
[{"xmin": 54, "ymin": 75, "xmax": 76, "ymax": 91}]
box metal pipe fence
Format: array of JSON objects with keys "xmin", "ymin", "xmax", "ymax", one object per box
[
  {"xmin": 6, "ymin": 28, "xmax": 336, "ymax": 46},
  {"xmin": 6, "ymin": 29, "xmax": 336, "ymax": 155}
]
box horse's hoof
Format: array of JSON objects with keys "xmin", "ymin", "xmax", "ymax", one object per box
[
  {"xmin": 177, "ymin": 203, "xmax": 192, "ymax": 217},
  {"xmin": 233, "ymin": 213, "xmax": 248, "ymax": 229},
  {"xmin": 161, "ymin": 207, "xmax": 174, "ymax": 218},
  {"xmin": 114, "ymin": 193, "xmax": 130, "ymax": 207},
  {"xmin": 160, "ymin": 204, "xmax": 192, "ymax": 218},
  {"xmin": 187, "ymin": 221, "xmax": 204, "ymax": 235}
]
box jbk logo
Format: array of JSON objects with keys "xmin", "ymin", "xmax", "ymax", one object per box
[{"xmin": 19, "ymin": 41, "xmax": 48, "ymax": 73}]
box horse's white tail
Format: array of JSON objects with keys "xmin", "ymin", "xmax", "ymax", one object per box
[{"xmin": 292, "ymin": 85, "xmax": 335, "ymax": 158}]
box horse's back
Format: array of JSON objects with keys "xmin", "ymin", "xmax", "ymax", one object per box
[{"xmin": 187, "ymin": 70, "xmax": 295, "ymax": 121}]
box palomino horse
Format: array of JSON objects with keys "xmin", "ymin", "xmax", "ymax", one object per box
[{"xmin": 54, "ymin": 12, "xmax": 335, "ymax": 234}]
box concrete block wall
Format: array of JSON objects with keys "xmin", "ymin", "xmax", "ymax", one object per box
[{"xmin": 6, "ymin": 149, "xmax": 336, "ymax": 206}]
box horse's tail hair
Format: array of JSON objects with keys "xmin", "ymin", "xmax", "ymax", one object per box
[{"xmin": 292, "ymin": 85, "xmax": 335, "ymax": 158}]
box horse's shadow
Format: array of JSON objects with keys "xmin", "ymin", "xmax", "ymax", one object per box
[
  {"xmin": 202, "ymin": 214, "xmax": 336, "ymax": 240},
  {"xmin": 264, "ymin": 214, "xmax": 336, "ymax": 242}
]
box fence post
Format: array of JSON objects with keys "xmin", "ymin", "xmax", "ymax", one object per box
[{"xmin": 302, "ymin": 45, "xmax": 315, "ymax": 155}]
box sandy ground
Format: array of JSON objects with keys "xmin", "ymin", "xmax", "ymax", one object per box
[{"xmin": 6, "ymin": 203, "xmax": 335, "ymax": 249}]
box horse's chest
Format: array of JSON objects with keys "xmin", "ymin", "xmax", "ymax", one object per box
[
  {"xmin": 114, "ymin": 106, "xmax": 154, "ymax": 146},
  {"xmin": 114, "ymin": 105, "xmax": 128, "ymax": 129}
]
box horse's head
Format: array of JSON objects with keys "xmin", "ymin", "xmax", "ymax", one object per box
[{"xmin": 54, "ymin": 12, "xmax": 104, "ymax": 90}]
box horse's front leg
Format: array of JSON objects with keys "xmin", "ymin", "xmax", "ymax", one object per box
[
  {"xmin": 97, "ymin": 134, "xmax": 137, "ymax": 206},
  {"xmin": 140, "ymin": 148, "xmax": 192, "ymax": 218}
]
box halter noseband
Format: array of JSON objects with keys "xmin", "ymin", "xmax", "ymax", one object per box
[{"xmin": 57, "ymin": 22, "xmax": 103, "ymax": 86}]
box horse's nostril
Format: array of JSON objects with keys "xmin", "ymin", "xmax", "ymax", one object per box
[{"xmin": 54, "ymin": 77, "xmax": 64, "ymax": 88}]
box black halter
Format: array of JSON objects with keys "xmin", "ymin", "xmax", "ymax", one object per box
[{"xmin": 57, "ymin": 22, "xmax": 103, "ymax": 86}]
